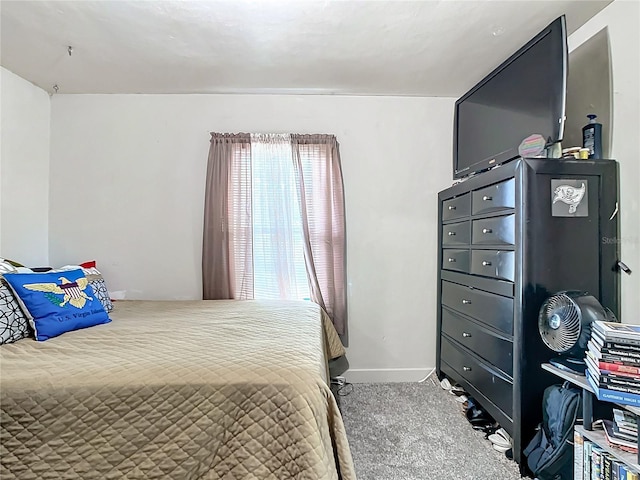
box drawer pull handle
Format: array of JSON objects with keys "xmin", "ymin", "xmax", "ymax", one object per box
[
  {"xmin": 462, "ymin": 299, "xmax": 472, "ymax": 305},
  {"xmin": 482, "ymin": 228, "xmax": 493, "ymax": 234},
  {"xmin": 448, "ymin": 258, "xmax": 456, "ymax": 263},
  {"xmin": 482, "ymin": 195, "xmax": 493, "ymax": 201},
  {"xmin": 447, "ymin": 231, "xmax": 456, "ymax": 236},
  {"xmin": 448, "ymin": 205, "xmax": 456, "ymax": 210},
  {"xmin": 462, "ymin": 332, "xmax": 472, "ymax": 338},
  {"xmin": 463, "ymin": 366, "xmax": 472, "ymax": 372},
  {"xmin": 482, "ymin": 261, "xmax": 492, "ymax": 266}
]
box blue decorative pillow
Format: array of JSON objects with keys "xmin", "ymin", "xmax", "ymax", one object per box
[{"xmin": 3, "ymin": 269, "xmax": 110, "ymax": 341}]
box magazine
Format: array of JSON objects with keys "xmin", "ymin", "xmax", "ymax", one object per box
[
  {"xmin": 592, "ymin": 327, "xmax": 640, "ymax": 348},
  {"xmin": 587, "ymin": 340, "xmax": 640, "ymax": 364},
  {"xmin": 593, "ymin": 321, "xmax": 640, "ymax": 341},
  {"xmin": 613, "ymin": 408, "xmax": 638, "ymax": 431},
  {"xmin": 602, "ymin": 419, "xmax": 639, "ymax": 452}
]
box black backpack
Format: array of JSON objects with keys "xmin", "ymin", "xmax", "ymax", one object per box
[{"xmin": 523, "ymin": 382, "xmax": 582, "ymax": 480}]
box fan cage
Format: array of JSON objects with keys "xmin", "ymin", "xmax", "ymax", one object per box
[{"xmin": 539, "ymin": 293, "xmax": 583, "ymax": 353}]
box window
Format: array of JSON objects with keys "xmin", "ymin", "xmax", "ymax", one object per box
[{"xmin": 203, "ymin": 132, "xmax": 347, "ymax": 334}]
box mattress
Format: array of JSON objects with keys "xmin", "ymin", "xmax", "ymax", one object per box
[{"xmin": 0, "ymin": 299, "xmax": 355, "ymax": 479}]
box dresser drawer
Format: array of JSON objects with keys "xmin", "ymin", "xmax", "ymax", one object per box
[
  {"xmin": 472, "ymin": 178, "xmax": 516, "ymax": 215},
  {"xmin": 472, "ymin": 215, "xmax": 515, "ymax": 246},
  {"xmin": 442, "ymin": 193, "xmax": 470, "ymax": 221},
  {"xmin": 442, "ymin": 221, "xmax": 470, "ymax": 246},
  {"xmin": 441, "ymin": 280, "xmax": 514, "ymax": 335},
  {"xmin": 441, "ymin": 307, "xmax": 513, "ymax": 377},
  {"xmin": 442, "ymin": 249, "xmax": 470, "ymax": 273},
  {"xmin": 440, "ymin": 336, "xmax": 513, "ymax": 417},
  {"xmin": 471, "ymin": 250, "xmax": 515, "ymax": 282}
]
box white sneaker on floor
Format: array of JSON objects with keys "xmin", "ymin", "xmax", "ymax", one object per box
[
  {"xmin": 488, "ymin": 428, "xmax": 511, "ymax": 449},
  {"xmin": 449, "ymin": 385, "xmax": 465, "ymax": 395},
  {"xmin": 492, "ymin": 443, "xmax": 510, "ymax": 453}
]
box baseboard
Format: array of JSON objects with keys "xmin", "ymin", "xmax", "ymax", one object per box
[{"xmin": 344, "ymin": 367, "xmax": 435, "ymax": 383}]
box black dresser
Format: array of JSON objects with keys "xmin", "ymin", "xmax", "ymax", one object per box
[{"xmin": 436, "ymin": 157, "xmax": 620, "ymax": 469}]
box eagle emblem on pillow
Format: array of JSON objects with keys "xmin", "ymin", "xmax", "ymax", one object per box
[{"xmin": 24, "ymin": 276, "xmax": 93, "ymax": 309}]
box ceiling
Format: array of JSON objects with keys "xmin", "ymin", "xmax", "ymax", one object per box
[{"xmin": 0, "ymin": 0, "xmax": 612, "ymax": 97}]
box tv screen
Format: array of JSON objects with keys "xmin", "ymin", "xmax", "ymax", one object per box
[{"xmin": 453, "ymin": 16, "xmax": 568, "ymax": 180}]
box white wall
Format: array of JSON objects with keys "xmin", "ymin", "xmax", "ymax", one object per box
[
  {"xmin": 568, "ymin": 0, "xmax": 640, "ymax": 323},
  {"xmin": 49, "ymin": 94, "xmax": 455, "ymax": 382},
  {"xmin": 44, "ymin": 0, "xmax": 638, "ymax": 383},
  {"xmin": 0, "ymin": 67, "xmax": 51, "ymax": 266}
]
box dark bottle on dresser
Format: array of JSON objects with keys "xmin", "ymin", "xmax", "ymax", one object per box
[{"xmin": 582, "ymin": 114, "xmax": 603, "ymax": 159}]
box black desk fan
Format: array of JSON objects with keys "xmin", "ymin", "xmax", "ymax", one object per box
[{"xmin": 538, "ymin": 291, "xmax": 617, "ymax": 374}]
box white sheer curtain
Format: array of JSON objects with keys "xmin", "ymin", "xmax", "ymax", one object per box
[{"xmin": 248, "ymin": 133, "xmax": 310, "ymax": 300}]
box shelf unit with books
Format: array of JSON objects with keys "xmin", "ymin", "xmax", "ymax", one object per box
[
  {"xmin": 576, "ymin": 425, "xmax": 639, "ymax": 474},
  {"xmin": 542, "ymin": 363, "xmax": 640, "ymax": 471}
]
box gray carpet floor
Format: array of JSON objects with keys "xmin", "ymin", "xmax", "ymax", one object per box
[{"xmin": 339, "ymin": 378, "xmax": 525, "ymax": 480}]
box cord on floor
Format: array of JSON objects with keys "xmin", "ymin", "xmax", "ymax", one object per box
[{"xmin": 418, "ymin": 367, "xmax": 437, "ymax": 384}]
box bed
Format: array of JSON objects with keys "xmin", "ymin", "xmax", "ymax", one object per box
[{"xmin": 0, "ymin": 299, "xmax": 355, "ymax": 479}]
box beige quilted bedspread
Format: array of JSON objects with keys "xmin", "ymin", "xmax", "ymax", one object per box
[{"xmin": 0, "ymin": 300, "xmax": 354, "ymax": 480}]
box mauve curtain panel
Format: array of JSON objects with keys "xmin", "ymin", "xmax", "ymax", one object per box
[
  {"xmin": 291, "ymin": 134, "xmax": 347, "ymax": 335},
  {"xmin": 202, "ymin": 133, "xmax": 252, "ymax": 300}
]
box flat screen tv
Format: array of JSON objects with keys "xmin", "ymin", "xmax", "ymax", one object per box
[{"xmin": 453, "ymin": 15, "xmax": 568, "ymax": 180}]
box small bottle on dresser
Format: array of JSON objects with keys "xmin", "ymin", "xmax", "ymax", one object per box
[{"xmin": 582, "ymin": 114, "xmax": 603, "ymax": 159}]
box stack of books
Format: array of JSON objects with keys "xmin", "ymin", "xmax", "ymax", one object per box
[
  {"xmin": 586, "ymin": 321, "xmax": 640, "ymax": 407},
  {"xmin": 601, "ymin": 409, "xmax": 639, "ymax": 454}
]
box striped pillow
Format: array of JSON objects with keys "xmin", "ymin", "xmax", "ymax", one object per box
[{"xmin": 82, "ymin": 266, "xmax": 113, "ymax": 313}]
